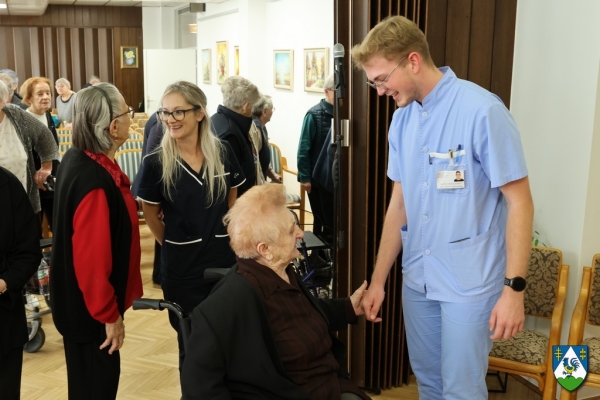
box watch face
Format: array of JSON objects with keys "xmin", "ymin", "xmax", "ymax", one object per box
[{"xmin": 511, "ymin": 277, "xmax": 527, "ymax": 291}]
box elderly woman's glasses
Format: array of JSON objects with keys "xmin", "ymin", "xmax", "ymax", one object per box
[
  {"xmin": 113, "ymin": 106, "xmax": 134, "ymax": 121},
  {"xmin": 366, "ymin": 56, "xmax": 408, "ymax": 89},
  {"xmin": 157, "ymin": 107, "xmax": 200, "ymax": 121}
]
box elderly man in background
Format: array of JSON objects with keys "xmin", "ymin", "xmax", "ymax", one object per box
[
  {"xmin": 297, "ymin": 74, "xmax": 335, "ymax": 243},
  {"xmin": 211, "ymin": 75, "xmax": 260, "ymax": 197}
]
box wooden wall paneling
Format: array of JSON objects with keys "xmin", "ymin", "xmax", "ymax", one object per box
[
  {"xmin": 83, "ymin": 28, "xmax": 99, "ymax": 86},
  {"xmin": 29, "ymin": 28, "xmax": 45, "ymax": 78},
  {"xmin": 424, "ymin": 0, "xmax": 448, "ymax": 67},
  {"xmin": 0, "ymin": 28, "xmax": 9, "ymax": 71},
  {"xmin": 444, "ymin": 0, "xmax": 472, "ymax": 79},
  {"xmin": 43, "ymin": 28, "xmax": 60, "ymax": 94},
  {"xmin": 82, "ymin": 6, "xmax": 92, "ymax": 28},
  {"xmin": 98, "ymin": 29, "xmax": 113, "ymax": 88},
  {"xmin": 14, "ymin": 27, "xmax": 32, "ymax": 85},
  {"xmin": 112, "ymin": 27, "xmax": 122, "ymax": 91},
  {"xmin": 70, "ymin": 29, "xmax": 85, "ymax": 91},
  {"xmin": 490, "ymin": 0, "xmax": 517, "ymax": 108},
  {"xmin": 467, "ymin": 0, "xmax": 495, "ymax": 89}
]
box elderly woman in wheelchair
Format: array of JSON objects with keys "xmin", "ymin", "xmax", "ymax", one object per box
[{"xmin": 181, "ymin": 184, "xmax": 371, "ymax": 400}]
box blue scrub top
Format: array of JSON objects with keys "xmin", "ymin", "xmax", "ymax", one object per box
[
  {"xmin": 137, "ymin": 140, "xmax": 245, "ymax": 287},
  {"xmin": 387, "ymin": 67, "xmax": 528, "ymax": 303}
]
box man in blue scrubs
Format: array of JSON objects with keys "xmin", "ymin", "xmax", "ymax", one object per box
[{"xmin": 351, "ymin": 16, "xmax": 534, "ymax": 399}]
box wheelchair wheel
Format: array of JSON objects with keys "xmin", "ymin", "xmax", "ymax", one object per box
[{"xmin": 23, "ymin": 327, "xmax": 46, "ymax": 353}]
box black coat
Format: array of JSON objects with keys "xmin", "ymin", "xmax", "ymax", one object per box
[
  {"xmin": 181, "ymin": 264, "xmax": 359, "ymax": 400},
  {"xmin": 0, "ymin": 167, "xmax": 41, "ymax": 360},
  {"xmin": 211, "ymin": 105, "xmax": 254, "ymax": 197}
]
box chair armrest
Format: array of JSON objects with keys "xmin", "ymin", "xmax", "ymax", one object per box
[
  {"xmin": 566, "ymin": 266, "xmax": 592, "ymax": 345},
  {"xmin": 549, "ymin": 264, "xmax": 570, "ymax": 347}
]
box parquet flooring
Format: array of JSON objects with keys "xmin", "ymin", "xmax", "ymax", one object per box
[{"xmin": 21, "ymin": 223, "xmax": 542, "ymax": 399}]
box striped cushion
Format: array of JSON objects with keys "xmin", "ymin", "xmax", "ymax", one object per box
[
  {"xmin": 270, "ymin": 145, "xmax": 281, "ymax": 174},
  {"xmin": 116, "ymin": 150, "xmax": 142, "ymax": 183}
]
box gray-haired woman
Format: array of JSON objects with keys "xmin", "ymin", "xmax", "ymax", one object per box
[
  {"xmin": 50, "ymin": 82, "xmax": 143, "ymax": 399},
  {"xmin": 251, "ymin": 94, "xmax": 281, "ymax": 183},
  {"xmin": 212, "ymin": 75, "xmax": 261, "ymax": 196},
  {"xmin": 55, "ymin": 77, "xmax": 77, "ymax": 126}
]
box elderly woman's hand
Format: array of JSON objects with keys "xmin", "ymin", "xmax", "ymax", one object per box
[
  {"xmin": 35, "ymin": 163, "xmax": 53, "ymax": 190},
  {"xmin": 350, "ymin": 280, "xmax": 369, "ymax": 316},
  {"xmin": 100, "ymin": 315, "xmax": 125, "ymax": 355}
]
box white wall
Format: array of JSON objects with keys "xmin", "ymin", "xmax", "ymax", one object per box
[
  {"xmin": 142, "ymin": 7, "xmax": 176, "ymax": 49},
  {"xmin": 512, "ymin": 0, "xmax": 600, "ymax": 397}
]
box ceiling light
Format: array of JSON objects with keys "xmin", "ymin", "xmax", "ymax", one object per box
[
  {"xmin": 0, "ymin": 4, "xmax": 7, "ymax": 8},
  {"xmin": 188, "ymin": 24, "xmax": 197, "ymax": 33}
]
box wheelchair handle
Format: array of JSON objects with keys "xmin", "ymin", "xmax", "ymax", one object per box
[{"xmin": 132, "ymin": 298, "xmax": 185, "ymax": 318}]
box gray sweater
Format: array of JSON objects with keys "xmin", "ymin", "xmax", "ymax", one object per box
[
  {"xmin": 56, "ymin": 92, "xmax": 77, "ymax": 124},
  {"xmin": 2, "ymin": 104, "xmax": 59, "ymax": 213}
]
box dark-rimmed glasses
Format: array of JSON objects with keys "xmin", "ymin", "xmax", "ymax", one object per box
[
  {"xmin": 366, "ymin": 56, "xmax": 408, "ymax": 89},
  {"xmin": 157, "ymin": 107, "xmax": 200, "ymax": 121},
  {"xmin": 113, "ymin": 106, "xmax": 134, "ymax": 121}
]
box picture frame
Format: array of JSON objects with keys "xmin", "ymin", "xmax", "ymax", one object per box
[
  {"xmin": 216, "ymin": 41, "xmax": 228, "ymax": 84},
  {"xmin": 273, "ymin": 49, "xmax": 293, "ymax": 90},
  {"xmin": 304, "ymin": 47, "xmax": 329, "ymax": 92},
  {"xmin": 234, "ymin": 46, "xmax": 240, "ymax": 76},
  {"xmin": 120, "ymin": 46, "xmax": 139, "ymax": 69},
  {"xmin": 202, "ymin": 49, "xmax": 211, "ymax": 84}
]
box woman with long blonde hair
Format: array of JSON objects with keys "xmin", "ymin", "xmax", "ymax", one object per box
[{"xmin": 137, "ymin": 81, "xmax": 244, "ymax": 371}]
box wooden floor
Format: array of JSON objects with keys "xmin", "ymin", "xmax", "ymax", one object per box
[{"xmin": 21, "ymin": 223, "xmax": 543, "ymax": 399}]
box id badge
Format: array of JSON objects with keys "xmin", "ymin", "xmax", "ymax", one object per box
[{"xmin": 437, "ymin": 169, "xmax": 465, "ymax": 189}]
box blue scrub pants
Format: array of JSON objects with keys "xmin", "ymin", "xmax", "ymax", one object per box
[{"xmin": 402, "ymin": 283, "xmax": 500, "ymax": 399}]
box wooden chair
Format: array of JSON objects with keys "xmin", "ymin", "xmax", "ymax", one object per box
[
  {"xmin": 560, "ymin": 254, "xmax": 600, "ymax": 399},
  {"xmin": 58, "ymin": 141, "xmax": 72, "ymax": 160},
  {"xmin": 269, "ymin": 143, "xmax": 306, "ymax": 229},
  {"xmin": 121, "ymin": 138, "xmax": 143, "ymax": 151},
  {"xmin": 488, "ymin": 246, "xmax": 569, "ymax": 400}
]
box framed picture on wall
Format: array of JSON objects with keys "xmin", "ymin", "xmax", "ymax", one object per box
[
  {"xmin": 202, "ymin": 49, "xmax": 211, "ymax": 84},
  {"xmin": 234, "ymin": 46, "xmax": 240, "ymax": 76},
  {"xmin": 273, "ymin": 49, "xmax": 293, "ymax": 90},
  {"xmin": 216, "ymin": 41, "xmax": 228, "ymax": 84},
  {"xmin": 120, "ymin": 46, "xmax": 138, "ymax": 69},
  {"xmin": 304, "ymin": 47, "xmax": 329, "ymax": 92}
]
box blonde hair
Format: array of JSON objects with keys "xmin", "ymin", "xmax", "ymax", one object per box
[
  {"xmin": 224, "ymin": 184, "xmax": 290, "ymax": 259},
  {"xmin": 351, "ymin": 15, "xmax": 433, "ymax": 68},
  {"xmin": 158, "ymin": 81, "xmax": 227, "ymax": 206}
]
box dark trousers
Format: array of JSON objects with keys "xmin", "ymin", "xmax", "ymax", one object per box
[
  {"xmin": 307, "ymin": 183, "xmax": 334, "ymax": 244},
  {"xmin": 152, "ymin": 241, "xmax": 162, "ymax": 284},
  {"xmin": 0, "ymin": 345, "xmax": 23, "ymax": 400},
  {"xmin": 39, "ymin": 192, "xmax": 54, "ymax": 231},
  {"xmin": 63, "ymin": 334, "xmax": 121, "ymax": 400},
  {"xmin": 162, "ymin": 281, "xmax": 216, "ymax": 372}
]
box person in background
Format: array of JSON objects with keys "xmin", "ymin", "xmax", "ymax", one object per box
[
  {"xmin": 0, "ymin": 69, "xmax": 26, "ymax": 109},
  {"xmin": 297, "ymin": 74, "xmax": 335, "ymax": 242},
  {"xmin": 181, "ymin": 184, "xmax": 371, "ymax": 400},
  {"xmin": 131, "ymin": 111, "xmax": 163, "ymax": 285},
  {"xmin": 137, "ymin": 81, "xmax": 244, "ymax": 371},
  {"xmin": 212, "ymin": 75, "xmax": 260, "ymax": 196},
  {"xmin": 0, "ymin": 167, "xmax": 42, "ymax": 400},
  {"xmin": 82, "ymin": 75, "xmax": 100, "ymax": 89},
  {"xmin": 50, "ymin": 83, "xmax": 142, "ymax": 400},
  {"xmin": 352, "ymin": 15, "xmax": 533, "ymax": 399},
  {"xmin": 20, "ymin": 77, "xmax": 60, "ymax": 231},
  {"xmin": 0, "ymin": 80, "xmax": 58, "ymax": 217},
  {"xmin": 55, "ymin": 78, "xmax": 77, "ymax": 127},
  {"xmin": 251, "ymin": 94, "xmax": 282, "ymax": 184}
]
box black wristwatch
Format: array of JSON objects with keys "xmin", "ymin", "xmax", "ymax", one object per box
[{"xmin": 504, "ymin": 276, "xmax": 527, "ymax": 292}]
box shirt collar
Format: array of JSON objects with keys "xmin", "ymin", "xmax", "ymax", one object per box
[
  {"xmin": 236, "ymin": 257, "xmax": 297, "ymax": 298},
  {"xmin": 84, "ymin": 150, "xmax": 130, "ymax": 187},
  {"xmin": 421, "ymin": 66, "xmax": 456, "ymax": 108}
]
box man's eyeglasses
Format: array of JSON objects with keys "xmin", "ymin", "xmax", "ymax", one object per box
[
  {"xmin": 113, "ymin": 106, "xmax": 134, "ymax": 121},
  {"xmin": 366, "ymin": 56, "xmax": 408, "ymax": 89},
  {"xmin": 157, "ymin": 107, "xmax": 200, "ymax": 121}
]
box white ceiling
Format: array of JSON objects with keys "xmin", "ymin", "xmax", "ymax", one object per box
[{"xmin": 0, "ymin": 0, "xmax": 227, "ymax": 16}]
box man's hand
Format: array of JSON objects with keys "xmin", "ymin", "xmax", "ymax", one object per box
[
  {"xmin": 100, "ymin": 316, "xmax": 125, "ymax": 354},
  {"xmin": 300, "ymin": 182, "xmax": 312, "ymax": 194},
  {"xmin": 361, "ymin": 283, "xmax": 384, "ymax": 322},
  {"xmin": 489, "ymin": 289, "xmax": 525, "ymax": 340}
]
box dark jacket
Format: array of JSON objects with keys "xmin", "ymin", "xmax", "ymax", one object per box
[
  {"xmin": 212, "ymin": 105, "xmax": 255, "ymax": 196},
  {"xmin": 50, "ymin": 148, "xmax": 132, "ymax": 343},
  {"xmin": 181, "ymin": 264, "xmax": 359, "ymax": 400},
  {"xmin": 297, "ymin": 99, "xmax": 333, "ymax": 182},
  {"xmin": 253, "ymin": 119, "xmax": 271, "ymax": 179},
  {"xmin": 0, "ymin": 167, "xmax": 41, "ymax": 360}
]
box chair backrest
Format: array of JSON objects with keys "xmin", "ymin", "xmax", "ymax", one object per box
[
  {"xmin": 269, "ymin": 143, "xmax": 282, "ymax": 177},
  {"xmin": 524, "ymin": 246, "xmax": 563, "ymax": 318},
  {"xmin": 115, "ymin": 149, "xmax": 142, "ymax": 183},
  {"xmin": 121, "ymin": 138, "xmax": 143, "ymax": 151},
  {"xmin": 586, "ymin": 254, "xmax": 600, "ymax": 325}
]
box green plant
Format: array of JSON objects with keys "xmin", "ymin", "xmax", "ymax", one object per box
[{"xmin": 532, "ymin": 230, "xmax": 547, "ymax": 247}]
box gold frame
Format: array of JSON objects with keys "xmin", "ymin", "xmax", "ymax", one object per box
[
  {"xmin": 120, "ymin": 46, "xmax": 139, "ymax": 69},
  {"xmin": 304, "ymin": 47, "xmax": 329, "ymax": 92},
  {"xmin": 216, "ymin": 41, "xmax": 228, "ymax": 84},
  {"xmin": 202, "ymin": 49, "xmax": 212, "ymax": 84}
]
